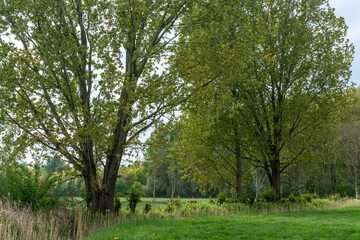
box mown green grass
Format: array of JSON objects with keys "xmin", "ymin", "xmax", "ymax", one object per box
[{"xmin": 87, "ymin": 206, "xmax": 360, "ymax": 240}]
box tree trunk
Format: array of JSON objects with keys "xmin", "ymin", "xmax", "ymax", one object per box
[
  {"xmin": 152, "ymin": 168, "xmax": 156, "ymax": 202},
  {"xmin": 355, "ymin": 178, "xmax": 359, "ymax": 200},
  {"xmin": 271, "ymin": 156, "xmax": 281, "ymax": 201},
  {"xmin": 330, "ymin": 162, "xmax": 337, "ymax": 195},
  {"xmin": 254, "ymin": 171, "xmax": 265, "ymax": 201},
  {"xmin": 235, "ymin": 142, "xmax": 243, "ymax": 202},
  {"xmin": 170, "ymin": 172, "xmax": 176, "ymax": 201},
  {"xmin": 355, "ymin": 165, "xmax": 359, "ymax": 200},
  {"xmin": 97, "ymin": 37, "xmax": 136, "ymax": 213}
]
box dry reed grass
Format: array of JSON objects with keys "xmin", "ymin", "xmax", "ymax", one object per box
[{"xmin": 0, "ymin": 198, "xmax": 139, "ymax": 240}]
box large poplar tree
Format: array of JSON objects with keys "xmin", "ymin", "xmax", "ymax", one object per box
[{"xmin": 0, "ymin": 0, "xmax": 210, "ymax": 212}]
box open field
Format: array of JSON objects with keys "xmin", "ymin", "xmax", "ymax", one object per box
[{"xmin": 87, "ymin": 206, "xmax": 360, "ymax": 240}]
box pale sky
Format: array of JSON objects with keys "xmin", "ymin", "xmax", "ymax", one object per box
[{"xmin": 329, "ymin": 0, "xmax": 360, "ymax": 85}]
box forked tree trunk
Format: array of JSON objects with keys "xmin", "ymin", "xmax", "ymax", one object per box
[{"xmin": 264, "ymin": 150, "xmax": 281, "ymax": 202}]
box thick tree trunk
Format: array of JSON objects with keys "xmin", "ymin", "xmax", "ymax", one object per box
[
  {"xmin": 264, "ymin": 157, "xmax": 281, "ymax": 202},
  {"xmin": 271, "ymin": 156, "xmax": 281, "ymax": 201},
  {"xmin": 97, "ymin": 38, "xmax": 136, "ymax": 213},
  {"xmin": 101, "ymin": 129, "xmax": 128, "ymax": 212}
]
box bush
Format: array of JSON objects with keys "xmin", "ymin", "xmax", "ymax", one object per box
[
  {"xmin": 0, "ymin": 163, "xmax": 58, "ymax": 211},
  {"xmin": 174, "ymin": 196, "xmax": 182, "ymax": 207},
  {"xmin": 261, "ymin": 188, "xmax": 275, "ymax": 202},
  {"xmin": 165, "ymin": 202, "xmax": 176, "ymax": 213},
  {"xmin": 217, "ymin": 191, "xmax": 227, "ymax": 205},
  {"xmin": 300, "ymin": 193, "xmax": 318, "ymax": 203},
  {"xmin": 288, "ymin": 194, "xmax": 296, "ymax": 203},
  {"xmin": 328, "ymin": 193, "xmax": 341, "ymax": 201},
  {"xmin": 126, "ymin": 182, "xmax": 142, "ymax": 214},
  {"xmin": 311, "ymin": 199, "xmax": 331, "ymax": 207},
  {"xmin": 114, "ymin": 197, "xmax": 121, "ymax": 214},
  {"xmin": 143, "ymin": 203, "xmax": 152, "ymax": 213}
]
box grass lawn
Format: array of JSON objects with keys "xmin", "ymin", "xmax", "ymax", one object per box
[{"xmin": 87, "ymin": 206, "xmax": 360, "ymax": 240}]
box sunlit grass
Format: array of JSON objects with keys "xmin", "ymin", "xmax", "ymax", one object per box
[{"xmin": 87, "ymin": 206, "xmax": 360, "ymax": 240}]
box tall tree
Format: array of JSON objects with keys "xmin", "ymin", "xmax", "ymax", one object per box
[
  {"xmin": 0, "ymin": 0, "xmax": 211, "ymax": 212},
  {"xmin": 178, "ymin": 92, "xmax": 251, "ymax": 202},
  {"xmin": 337, "ymin": 89, "xmax": 360, "ymax": 199},
  {"xmin": 145, "ymin": 123, "xmax": 182, "ymax": 200},
  {"xmin": 176, "ymin": 0, "xmax": 353, "ymax": 200}
]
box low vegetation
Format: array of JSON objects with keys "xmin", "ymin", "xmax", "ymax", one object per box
[
  {"xmin": 87, "ymin": 206, "xmax": 360, "ymax": 240},
  {"xmin": 1, "ymin": 195, "xmax": 358, "ymax": 240}
]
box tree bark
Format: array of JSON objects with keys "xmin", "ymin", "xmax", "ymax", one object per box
[
  {"xmin": 152, "ymin": 168, "xmax": 156, "ymax": 202},
  {"xmin": 271, "ymin": 153, "xmax": 281, "ymax": 201},
  {"xmin": 170, "ymin": 172, "xmax": 176, "ymax": 201},
  {"xmin": 235, "ymin": 142, "xmax": 243, "ymax": 202},
  {"xmin": 355, "ymin": 163, "xmax": 359, "ymax": 200},
  {"xmin": 330, "ymin": 162, "xmax": 337, "ymax": 195}
]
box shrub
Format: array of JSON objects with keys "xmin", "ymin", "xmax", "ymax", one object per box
[
  {"xmin": 217, "ymin": 191, "xmax": 227, "ymax": 205},
  {"xmin": 165, "ymin": 202, "xmax": 175, "ymax": 213},
  {"xmin": 114, "ymin": 197, "xmax": 121, "ymax": 214},
  {"xmin": 126, "ymin": 182, "xmax": 142, "ymax": 214},
  {"xmin": 288, "ymin": 194, "xmax": 296, "ymax": 203},
  {"xmin": 300, "ymin": 193, "xmax": 318, "ymax": 203},
  {"xmin": 143, "ymin": 203, "xmax": 152, "ymax": 213},
  {"xmin": 328, "ymin": 193, "xmax": 341, "ymax": 201},
  {"xmin": 311, "ymin": 199, "xmax": 331, "ymax": 207},
  {"xmin": 261, "ymin": 188, "xmax": 275, "ymax": 202},
  {"xmin": 0, "ymin": 163, "xmax": 58, "ymax": 211},
  {"xmin": 174, "ymin": 196, "xmax": 182, "ymax": 207}
]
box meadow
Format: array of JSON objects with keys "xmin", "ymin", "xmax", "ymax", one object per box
[
  {"xmin": 1, "ymin": 196, "xmax": 359, "ymax": 240},
  {"xmin": 87, "ymin": 206, "xmax": 360, "ymax": 240}
]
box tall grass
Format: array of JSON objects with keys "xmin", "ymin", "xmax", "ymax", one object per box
[{"xmin": 0, "ymin": 198, "xmax": 138, "ymax": 240}]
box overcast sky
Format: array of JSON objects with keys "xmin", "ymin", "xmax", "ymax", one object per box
[{"xmin": 329, "ymin": 0, "xmax": 360, "ymax": 86}]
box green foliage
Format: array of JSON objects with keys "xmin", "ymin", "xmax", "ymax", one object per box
[
  {"xmin": 174, "ymin": 196, "xmax": 182, "ymax": 207},
  {"xmin": 164, "ymin": 202, "xmax": 176, "ymax": 213},
  {"xmin": 143, "ymin": 203, "xmax": 152, "ymax": 213},
  {"xmin": 0, "ymin": 0, "xmax": 195, "ymax": 212},
  {"xmin": 126, "ymin": 182, "xmax": 143, "ymax": 214},
  {"xmin": 261, "ymin": 188, "xmax": 276, "ymax": 203},
  {"xmin": 176, "ymin": 0, "xmax": 354, "ymax": 202},
  {"xmin": 300, "ymin": 193, "xmax": 318, "ymax": 203},
  {"xmin": 0, "ymin": 164, "xmax": 57, "ymax": 211},
  {"xmin": 114, "ymin": 197, "xmax": 121, "ymax": 215},
  {"xmin": 328, "ymin": 193, "xmax": 342, "ymax": 201},
  {"xmin": 217, "ymin": 191, "xmax": 227, "ymax": 205},
  {"xmin": 288, "ymin": 194, "xmax": 296, "ymax": 203}
]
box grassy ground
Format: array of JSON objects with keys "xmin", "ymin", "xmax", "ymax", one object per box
[{"xmin": 87, "ymin": 206, "xmax": 360, "ymax": 240}]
